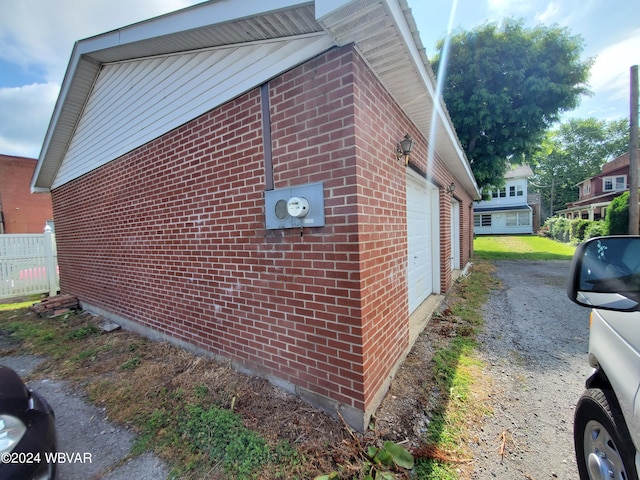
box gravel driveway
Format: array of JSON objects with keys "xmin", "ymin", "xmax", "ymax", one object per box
[{"xmin": 470, "ymin": 259, "xmax": 592, "ymax": 479}]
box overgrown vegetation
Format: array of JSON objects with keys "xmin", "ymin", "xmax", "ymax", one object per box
[
  {"xmin": 411, "ymin": 261, "xmax": 499, "ymax": 478},
  {"xmin": 541, "ymin": 190, "xmax": 638, "ymax": 243},
  {"xmin": 0, "ymin": 259, "xmax": 501, "ymax": 480},
  {"xmin": 541, "ymin": 216, "xmax": 606, "ymax": 244},
  {"xmin": 605, "ymin": 191, "xmax": 631, "ymax": 235},
  {"xmin": 0, "ymin": 307, "xmax": 309, "ymax": 479}
]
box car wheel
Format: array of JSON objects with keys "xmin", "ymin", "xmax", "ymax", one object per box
[{"xmin": 574, "ymin": 388, "xmax": 638, "ymax": 480}]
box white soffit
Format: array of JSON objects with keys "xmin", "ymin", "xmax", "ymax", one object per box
[
  {"xmin": 52, "ymin": 34, "xmax": 332, "ymax": 189},
  {"xmin": 318, "ymin": 0, "xmax": 479, "ymax": 198}
]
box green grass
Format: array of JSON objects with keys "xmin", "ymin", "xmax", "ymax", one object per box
[
  {"xmin": 0, "ymin": 296, "xmax": 40, "ymax": 311},
  {"xmin": 473, "ymin": 235, "xmax": 576, "ymax": 260},
  {"xmin": 414, "ymin": 459, "xmax": 459, "ymax": 480}
]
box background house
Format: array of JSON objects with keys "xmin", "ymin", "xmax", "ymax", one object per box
[
  {"xmin": 473, "ymin": 164, "xmax": 536, "ymax": 234},
  {"xmin": 31, "ymin": 0, "xmax": 480, "ymax": 430},
  {"xmin": 0, "ymin": 154, "xmax": 53, "ymax": 234},
  {"xmin": 559, "ymin": 153, "xmax": 636, "ymax": 220}
]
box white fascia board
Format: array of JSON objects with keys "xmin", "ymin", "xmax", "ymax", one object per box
[
  {"xmin": 31, "ymin": 45, "xmax": 100, "ymax": 193},
  {"xmin": 89, "ymin": 0, "xmax": 312, "ymax": 49}
]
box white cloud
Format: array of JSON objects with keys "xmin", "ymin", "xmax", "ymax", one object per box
[
  {"xmin": 533, "ymin": 2, "xmax": 562, "ymax": 24},
  {"xmin": 588, "ymin": 30, "xmax": 640, "ymax": 100},
  {"xmin": 0, "ymin": 83, "xmax": 60, "ymax": 157},
  {"xmin": 0, "ymin": 0, "xmax": 201, "ymax": 83},
  {"xmin": 0, "ymin": 0, "xmax": 202, "ymax": 156}
]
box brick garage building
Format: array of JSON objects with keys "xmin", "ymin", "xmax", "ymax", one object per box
[
  {"xmin": 32, "ymin": 0, "xmax": 480, "ymax": 429},
  {"xmin": 0, "ymin": 154, "xmax": 53, "ymax": 233}
]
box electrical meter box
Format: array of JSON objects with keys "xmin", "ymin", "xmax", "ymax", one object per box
[{"xmin": 264, "ymin": 182, "xmax": 325, "ymax": 229}]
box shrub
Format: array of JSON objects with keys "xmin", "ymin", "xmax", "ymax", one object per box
[
  {"xmin": 605, "ymin": 191, "xmax": 629, "ymax": 235},
  {"xmin": 547, "ymin": 216, "xmax": 570, "ymax": 242},
  {"xmin": 584, "ymin": 220, "xmax": 607, "ymax": 239},
  {"xmin": 542, "ymin": 217, "xmax": 557, "ymax": 240},
  {"xmin": 570, "ymin": 218, "xmax": 590, "ymax": 244},
  {"xmin": 542, "ymin": 216, "xmax": 607, "ymax": 243}
]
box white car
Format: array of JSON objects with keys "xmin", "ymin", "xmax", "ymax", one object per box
[{"xmin": 567, "ymin": 235, "xmax": 640, "ymax": 480}]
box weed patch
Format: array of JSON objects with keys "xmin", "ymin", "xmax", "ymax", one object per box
[
  {"xmin": 387, "ymin": 260, "xmax": 497, "ymax": 479},
  {"xmin": 0, "ymin": 258, "xmax": 501, "ymax": 480},
  {"xmin": 0, "ymin": 307, "xmax": 317, "ymax": 479}
]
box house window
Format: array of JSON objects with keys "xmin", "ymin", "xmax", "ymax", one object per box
[
  {"xmin": 506, "ymin": 212, "xmax": 530, "ymax": 226},
  {"xmin": 583, "ymin": 183, "xmax": 590, "ymax": 195},
  {"xmin": 499, "ymin": 188, "xmax": 506, "ymax": 198},
  {"xmin": 475, "ymin": 214, "xmax": 492, "ymax": 227},
  {"xmin": 491, "ymin": 190, "xmax": 498, "ymax": 198},
  {"xmin": 509, "ymin": 185, "xmax": 524, "ymax": 197},
  {"xmin": 603, "ymin": 175, "xmax": 626, "ymax": 192}
]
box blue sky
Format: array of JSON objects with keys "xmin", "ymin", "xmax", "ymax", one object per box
[{"xmin": 0, "ymin": 0, "xmax": 638, "ymax": 158}]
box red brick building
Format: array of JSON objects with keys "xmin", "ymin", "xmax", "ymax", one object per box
[
  {"xmin": 559, "ymin": 153, "xmax": 637, "ymax": 220},
  {"xmin": 31, "ymin": 0, "xmax": 480, "ymax": 429},
  {"xmin": 0, "ymin": 154, "xmax": 53, "ymax": 233}
]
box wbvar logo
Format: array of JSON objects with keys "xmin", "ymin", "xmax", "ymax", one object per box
[{"xmin": 46, "ymin": 452, "xmax": 93, "ymax": 464}]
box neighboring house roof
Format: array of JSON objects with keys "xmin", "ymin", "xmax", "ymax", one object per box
[
  {"xmin": 31, "ymin": 0, "xmax": 480, "ymax": 199},
  {"xmin": 504, "ymin": 164, "xmax": 533, "ymax": 179},
  {"xmin": 474, "ymin": 204, "xmax": 532, "ymax": 213}
]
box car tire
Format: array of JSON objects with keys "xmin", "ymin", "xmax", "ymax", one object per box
[{"xmin": 574, "ymin": 388, "xmax": 638, "ymax": 480}]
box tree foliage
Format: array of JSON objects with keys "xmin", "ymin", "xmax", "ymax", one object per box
[
  {"xmin": 432, "ymin": 20, "xmax": 593, "ymax": 190},
  {"xmin": 530, "ymin": 118, "xmax": 629, "ymax": 217}
]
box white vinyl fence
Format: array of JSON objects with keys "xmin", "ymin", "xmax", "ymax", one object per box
[{"xmin": 0, "ymin": 226, "xmax": 59, "ymax": 299}]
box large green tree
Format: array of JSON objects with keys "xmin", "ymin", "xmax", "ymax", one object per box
[
  {"xmin": 530, "ymin": 118, "xmax": 629, "ymax": 217},
  {"xmin": 432, "ymin": 20, "xmax": 593, "ymax": 190}
]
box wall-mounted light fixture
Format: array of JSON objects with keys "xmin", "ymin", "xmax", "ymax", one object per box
[
  {"xmin": 447, "ymin": 182, "xmax": 456, "ymax": 195},
  {"xmin": 395, "ymin": 134, "xmax": 414, "ymax": 164}
]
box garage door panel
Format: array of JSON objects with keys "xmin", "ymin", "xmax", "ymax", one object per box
[{"xmin": 407, "ymin": 174, "xmax": 433, "ymax": 313}]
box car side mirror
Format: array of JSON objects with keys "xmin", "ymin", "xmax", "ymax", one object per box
[{"xmin": 567, "ymin": 236, "xmax": 640, "ymax": 312}]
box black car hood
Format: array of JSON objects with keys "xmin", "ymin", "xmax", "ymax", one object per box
[{"xmin": 0, "ymin": 365, "xmax": 30, "ymax": 412}]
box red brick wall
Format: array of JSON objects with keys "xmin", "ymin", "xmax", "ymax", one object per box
[
  {"xmin": 350, "ymin": 51, "xmax": 409, "ymax": 407},
  {"xmin": 267, "ymin": 46, "xmax": 366, "ymax": 411},
  {"xmin": 51, "ymin": 44, "xmax": 474, "ymax": 425},
  {"xmin": 0, "ymin": 155, "xmax": 53, "ymax": 233}
]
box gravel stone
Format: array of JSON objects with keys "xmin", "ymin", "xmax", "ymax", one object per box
[{"xmin": 469, "ymin": 260, "xmax": 591, "ymax": 479}]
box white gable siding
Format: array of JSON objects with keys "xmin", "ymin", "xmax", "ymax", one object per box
[{"xmin": 52, "ymin": 34, "xmax": 333, "ymax": 189}]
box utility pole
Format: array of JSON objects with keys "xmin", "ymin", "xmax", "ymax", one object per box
[{"xmin": 630, "ymin": 65, "xmax": 639, "ymax": 235}]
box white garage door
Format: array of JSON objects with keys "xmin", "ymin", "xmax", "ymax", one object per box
[
  {"xmin": 450, "ymin": 199, "xmax": 460, "ymax": 271},
  {"xmin": 406, "ymin": 172, "xmax": 436, "ymax": 313}
]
